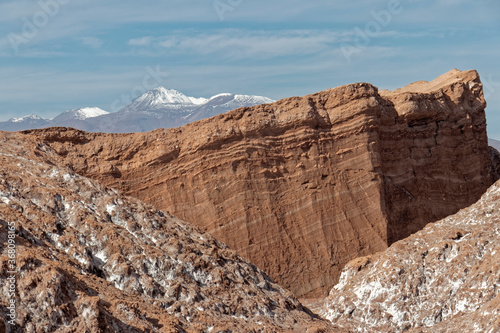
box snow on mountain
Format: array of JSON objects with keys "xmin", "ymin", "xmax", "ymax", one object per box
[
  {"xmin": 1, "ymin": 87, "xmax": 275, "ymax": 133},
  {"xmin": 91, "ymin": 88, "xmax": 275, "ymax": 133},
  {"xmin": 0, "ymin": 114, "xmax": 49, "ymax": 131},
  {"xmin": 185, "ymin": 93, "xmax": 275, "ymax": 123},
  {"xmin": 228, "ymin": 94, "xmax": 274, "ymax": 109},
  {"xmin": 124, "ymin": 87, "xmax": 208, "ymax": 112},
  {"xmin": 209, "ymin": 93, "xmax": 233, "ymax": 100},
  {"xmin": 72, "ymin": 107, "xmax": 109, "ymax": 119},
  {"xmin": 10, "ymin": 114, "xmax": 46, "ymax": 123},
  {"xmin": 52, "ymin": 107, "xmax": 109, "ymax": 122},
  {"xmin": 189, "ymin": 96, "xmax": 210, "ymax": 105}
]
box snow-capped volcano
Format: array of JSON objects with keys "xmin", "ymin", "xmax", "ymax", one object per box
[
  {"xmin": 53, "ymin": 107, "xmax": 109, "ymax": 122},
  {"xmin": 124, "ymin": 87, "xmax": 208, "ymax": 111},
  {"xmin": 71, "ymin": 107, "xmax": 109, "ymax": 119},
  {"xmin": 185, "ymin": 93, "xmax": 275, "ymax": 123},
  {"xmin": 0, "ymin": 87, "xmax": 275, "ymax": 133},
  {"xmin": 0, "ymin": 114, "xmax": 49, "ymax": 131},
  {"xmin": 10, "ymin": 114, "xmax": 47, "ymax": 123},
  {"xmin": 46, "ymin": 107, "xmax": 110, "ymax": 132},
  {"xmin": 107, "ymin": 87, "xmax": 275, "ymax": 132},
  {"xmin": 123, "ymin": 88, "xmax": 273, "ymax": 115}
]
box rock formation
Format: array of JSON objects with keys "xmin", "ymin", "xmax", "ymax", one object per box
[
  {"xmin": 320, "ymin": 179, "xmax": 500, "ymax": 332},
  {"xmin": 20, "ymin": 69, "xmax": 498, "ymax": 298},
  {"xmin": 0, "ymin": 132, "xmax": 335, "ymax": 332}
]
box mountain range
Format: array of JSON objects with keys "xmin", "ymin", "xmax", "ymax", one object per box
[{"xmin": 0, "ymin": 87, "xmax": 274, "ymax": 133}]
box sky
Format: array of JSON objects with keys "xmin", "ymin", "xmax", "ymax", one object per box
[{"xmin": 0, "ymin": 0, "xmax": 499, "ymax": 139}]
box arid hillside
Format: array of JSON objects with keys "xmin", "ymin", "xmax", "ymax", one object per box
[
  {"xmin": 0, "ymin": 132, "xmax": 335, "ymax": 332},
  {"xmin": 321, "ymin": 178, "xmax": 500, "ymax": 332}
]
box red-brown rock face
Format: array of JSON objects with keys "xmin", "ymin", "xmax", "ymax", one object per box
[
  {"xmin": 0, "ymin": 132, "xmax": 335, "ymax": 332},
  {"xmin": 320, "ymin": 179, "xmax": 500, "ymax": 332},
  {"xmin": 21, "ymin": 69, "xmax": 498, "ymax": 298}
]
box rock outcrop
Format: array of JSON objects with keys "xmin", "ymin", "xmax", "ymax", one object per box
[
  {"xmin": 20, "ymin": 69, "xmax": 498, "ymax": 298},
  {"xmin": 0, "ymin": 132, "xmax": 335, "ymax": 332},
  {"xmin": 320, "ymin": 179, "xmax": 500, "ymax": 332}
]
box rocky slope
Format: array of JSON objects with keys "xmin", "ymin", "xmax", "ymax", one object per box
[
  {"xmin": 19, "ymin": 69, "xmax": 499, "ymax": 298},
  {"xmin": 320, "ymin": 179, "xmax": 500, "ymax": 333},
  {"xmin": 0, "ymin": 132, "xmax": 335, "ymax": 332}
]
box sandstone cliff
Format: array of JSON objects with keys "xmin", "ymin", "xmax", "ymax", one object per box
[
  {"xmin": 21, "ymin": 69, "xmax": 498, "ymax": 298},
  {"xmin": 320, "ymin": 178, "xmax": 500, "ymax": 332},
  {"xmin": 0, "ymin": 132, "xmax": 335, "ymax": 332}
]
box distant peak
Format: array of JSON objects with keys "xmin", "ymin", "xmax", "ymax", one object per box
[
  {"xmin": 152, "ymin": 86, "xmax": 180, "ymax": 95},
  {"xmin": 128, "ymin": 87, "xmax": 208, "ymax": 109},
  {"xmin": 10, "ymin": 114, "xmax": 45, "ymax": 122},
  {"xmin": 68, "ymin": 107, "xmax": 109, "ymax": 120}
]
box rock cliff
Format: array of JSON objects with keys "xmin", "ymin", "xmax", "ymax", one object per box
[
  {"xmin": 320, "ymin": 179, "xmax": 500, "ymax": 332},
  {"xmin": 20, "ymin": 69, "xmax": 498, "ymax": 298},
  {"xmin": 0, "ymin": 132, "xmax": 335, "ymax": 332}
]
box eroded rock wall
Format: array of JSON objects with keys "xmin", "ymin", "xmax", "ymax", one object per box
[{"xmin": 21, "ymin": 69, "xmax": 498, "ymax": 298}]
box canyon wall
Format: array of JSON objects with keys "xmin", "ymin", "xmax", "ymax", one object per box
[{"xmin": 22, "ymin": 69, "xmax": 498, "ymax": 298}]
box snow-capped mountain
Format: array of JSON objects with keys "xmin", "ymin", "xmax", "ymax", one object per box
[
  {"xmin": 186, "ymin": 93, "xmax": 275, "ymax": 123},
  {"xmin": 124, "ymin": 87, "xmax": 208, "ymax": 111},
  {"xmin": 0, "ymin": 87, "xmax": 274, "ymax": 133},
  {"xmin": 87, "ymin": 87, "xmax": 275, "ymax": 133},
  {"xmin": 10, "ymin": 114, "xmax": 45, "ymax": 123},
  {"xmin": 51, "ymin": 107, "xmax": 109, "ymax": 122},
  {"xmin": 0, "ymin": 114, "xmax": 49, "ymax": 131},
  {"xmin": 48, "ymin": 107, "xmax": 111, "ymax": 132}
]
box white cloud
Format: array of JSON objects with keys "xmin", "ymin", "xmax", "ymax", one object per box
[
  {"xmin": 128, "ymin": 29, "xmax": 429, "ymax": 61},
  {"xmin": 80, "ymin": 37, "xmax": 103, "ymax": 49},
  {"xmin": 128, "ymin": 36, "xmax": 153, "ymax": 46},
  {"xmin": 150, "ymin": 29, "xmax": 350, "ymax": 59}
]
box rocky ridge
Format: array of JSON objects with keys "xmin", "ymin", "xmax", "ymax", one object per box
[
  {"xmin": 0, "ymin": 132, "xmax": 334, "ymax": 332},
  {"xmin": 19, "ymin": 69, "xmax": 499, "ymax": 299},
  {"xmin": 320, "ymin": 179, "xmax": 500, "ymax": 332}
]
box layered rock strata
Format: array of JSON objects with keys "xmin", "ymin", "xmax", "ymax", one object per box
[
  {"xmin": 21, "ymin": 69, "xmax": 498, "ymax": 298},
  {"xmin": 0, "ymin": 133, "xmax": 334, "ymax": 332},
  {"xmin": 321, "ymin": 179, "xmax": 500, "ymax": 332}
]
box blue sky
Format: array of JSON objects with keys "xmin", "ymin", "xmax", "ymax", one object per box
[{"xmin": 1, "ymin": 0, "xmax": 499, "ymax": 139}]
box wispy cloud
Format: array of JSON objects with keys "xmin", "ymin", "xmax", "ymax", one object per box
[
  {"xmin": 80, "ymin": 37, "xmax": 103, "ymax": 49},
  {"xmin": 128, "ymin": 36, "xmax": 153, "ymax": 46},
  {"xmin": 130, "ymin": 30, "xmax": 352, "ymax": 59},
  {"xmin": 160, "ymin": 30, "xmax": 338, "ymax": 58},
  {"xmin": 126, "ymin": 28, "xmax": 444, "ymax": 61}
]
